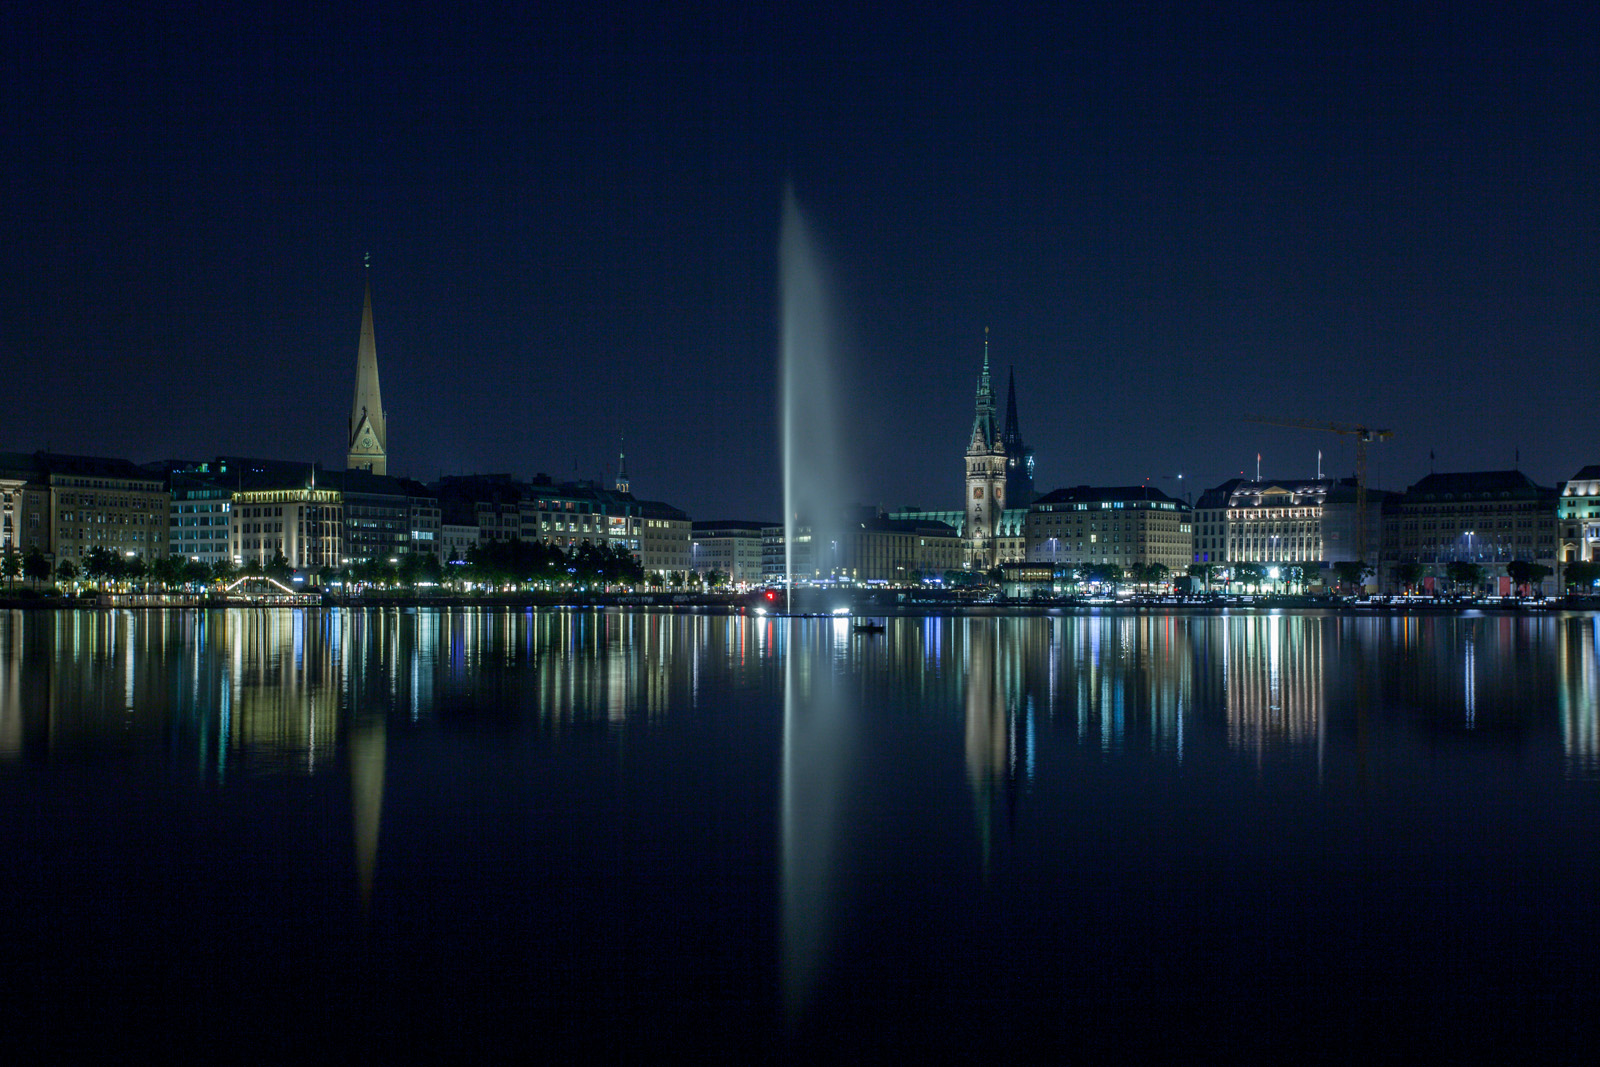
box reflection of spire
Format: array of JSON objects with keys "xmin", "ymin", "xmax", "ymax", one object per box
[{"xmin": 350, "ymin": 714, "xmax": 386, "ymax": 912}]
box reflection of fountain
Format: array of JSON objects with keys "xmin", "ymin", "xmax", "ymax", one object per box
[
  {"xmin": 780, "ymin": 618, "xmax": 857, "ymax": 1026},
  {"xmin": 780, "ymin": 189, "xmax": 854, "ymax": 611}
]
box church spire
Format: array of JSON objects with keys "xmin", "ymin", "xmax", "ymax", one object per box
[
  {"xmin": 970, "ymin": 328, "xmax": 999, "ymax": 451},
  {"xmin": 615, "ymin": 437, "xmax": 630, "ymax": 495},
  {"xmin": 1003, "ymin": 365, "xmax": 1022, "ymax": 449},
  {"xmin": 347, "ymin": 261, "xmax": 388, "ymax": 476}
]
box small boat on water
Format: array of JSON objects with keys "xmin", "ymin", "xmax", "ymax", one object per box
[{"xmin": 852, "ymin": 621, "xmax": 885, "ymax": 634}]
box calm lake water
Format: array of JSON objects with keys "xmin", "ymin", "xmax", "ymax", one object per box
[{"xmin": 2, "ymin": 607, "xmax": 1597, "ymax": 1059}]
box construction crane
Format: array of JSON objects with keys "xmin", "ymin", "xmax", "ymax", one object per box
[{"xmin": 1245, "ymin": 416, "xmax": 1394, "ymax": 562}]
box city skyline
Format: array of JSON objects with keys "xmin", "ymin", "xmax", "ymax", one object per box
[{"xmin": 6, "ymin": 3, "xmax": 1598, "ymax": 519}]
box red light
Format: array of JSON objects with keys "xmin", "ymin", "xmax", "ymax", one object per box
[{"xmin": 765, "ymin": 590, "xmax": 776, "ymax": 601}]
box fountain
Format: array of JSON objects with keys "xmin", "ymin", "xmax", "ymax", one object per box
[
  {"xmin": 779, "ymin": 188, "xmax": 855, "ymax": 610},
  {"xmin": 778, "ymin": 189, "xmax": 861, "ymax": 1024}
]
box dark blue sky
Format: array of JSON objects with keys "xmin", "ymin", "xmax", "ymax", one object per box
[{"xmin": 5, "ymin": 2, "xmax": 1597, "ymax": 518}]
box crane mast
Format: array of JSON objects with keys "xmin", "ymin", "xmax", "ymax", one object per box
[{"xmin": 1244, "ymin": 417, "xmax": 1394, "ymax": 564}]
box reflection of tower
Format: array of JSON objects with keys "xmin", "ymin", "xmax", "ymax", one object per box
[
  {"xmin": 964, "ymin": 619, "xmax": 1009, "ymax": 785},
  {"xmin": 964, "ymin": 331, "xmax": 1007, "ymax": 570},
  {"xmin": 346, "ymin": 265, "xmax": 388, "ymax": 476},
  {"xmin": 964, "ymin": 618, "xmax": 1023, "ymax": 869},
  {"xmin": 350, "ymin": 714, "xmax": 386, "ymax": 912}
]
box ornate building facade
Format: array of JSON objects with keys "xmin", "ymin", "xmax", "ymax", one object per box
[{"xmin": 964, "ymin": 334, "xmax": 1010, "ymax": 571}]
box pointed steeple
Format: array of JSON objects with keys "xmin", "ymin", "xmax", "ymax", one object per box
[
  {"xmin": 615, "ymin": 438, "xmax": 630, "ymax": 495},
  {"xmin": 347, "ymin": 262, "xmax": 388, "ymax": 476},
  {"xmin": 969, "ymin": 328, "xmax": 999, "ymax": 451},
  {"xmin": 1002, "ymin": 365, "xmax": 1022, "ymax": 449}
]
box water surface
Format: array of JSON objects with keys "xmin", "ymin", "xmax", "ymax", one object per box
[{"xmin": 2, "ymin": 608, "xmax": 1596, "ymax": 1058}]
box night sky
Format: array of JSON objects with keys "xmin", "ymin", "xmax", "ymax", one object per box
[{"xmin": 6, "ymin": 2, "xmax": 1598, "ymax": 519}]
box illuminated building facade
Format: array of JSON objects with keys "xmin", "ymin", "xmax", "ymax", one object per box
[
  {"xmin": 1557, "ymin": 465, "xmax": 1600, "ymax": 567},
  {"xmin": 164, "ymin": 467, "xmax": 234, "ymax": 564},
  {"xmin": 1195, "ymin": 476, "xmax": 1387, "ymax": 575},
  {"xmin": 964, "ymin": 335, "xmax": 1008, "ymax": 571},
  {"xmin": 334, "ymin": 469, "xmax": 436, "ymax": 565},
  {"xmin": 838, "ymin": 514, "xmax": 962, "ymax": 582},
  {"xmin": 890, "ymin": 507, "xmax": 1026, "ymax": 569},
  {"xmin": 1023, "ymin": 485, "xmax": 1192, "ymax": 573},
  {"xmin": 1, "ymin": 452, "xmax": 170, "ymax": 565},
  {"xmin": 0, "ymin": 457, "xmax": 50, "ymax": 555},
  {"xmin": 691, "ymin": 520, "xmax": 768, "ymax": 586},
  {"xmin": 230, "ymin": 481, "xmax": 343, "ymax": 573},
  {"xmin": 637, "ymin": 499, "xmax": 691, "ymax": 576}
]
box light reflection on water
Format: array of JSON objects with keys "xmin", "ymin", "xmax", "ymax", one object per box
[
  {"xmin": 2, "ymin": 606, "xmax": 1599, "ymax": 1055},
  {"xmin": 2, "ymin": 607, "xmax": 1597, "ymax": 772}
]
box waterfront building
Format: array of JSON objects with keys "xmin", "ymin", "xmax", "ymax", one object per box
[
  {"xmin": 761, "ymin": 525, "xmax": 791, "ymax": 585},
  {"xmin": 1022, "ymin": 485, "xmax": 1192, "ymax": 575},
  {"xmin": 889, "ymin": 506, "xmax": 1026, "ymax": 570},
  {"xmin": 0, "ymin": 452, "xmax": 170, "ymax": 566},
  {"xmin": 691, "ymin": 520, "xmax": 769, "ymax": 586},
  {"xmin": 1191, "ymin": 478, "xmax": 1243, "ymax": 564},
  {"xmin": 0, "ymin": 456, "xmax": 51, "ymax": 556},
  {"xmin": 1222, "ymin": 477, "xmax": 1385, "ymax": 565},
  {"xmin": 840, "ymin": 514, "xmax": 963, "ymax": 582},
  {"xmin": 229, "ymin": 469, "xmax": 342, "ymax": 574},
  {"xmin": 433, "ymin": 473, "xmax": 661, "ymax": 563},
  {"xmin": 1194, "ymin": 476, "xmax": 1388, "ymax": 581},
  {"xmin": 1557, "ymin": 465, "xmax": 1600, "ymax": 566},
  {"xmin": 637, "ymin": 499, "xmax": 691, "ymax": 577},
  {"xmin": 1380, "ymin": 470, "xmax": 1558, "ymax": 594},
  {"xmin": 346, "ymin": 280, "xmax": 388, "ymax": 476},
  {"xmin": 334, "ymin": 469, "xmax": 436, "ymax": 566},
  {"xmin": 159, "ymin": 463, "xmax": 235, "ymax": 565}
]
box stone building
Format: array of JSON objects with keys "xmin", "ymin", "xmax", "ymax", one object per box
[
  {"xmin": 229, "ymin": 472, "xmax": 343, "ymax": 574},
  {"xmin": 1380, "ymin": 470, "xmax": 1558, "ymax": 594},
  {"xmin": 1558, "ymin": 465, "xmax": 1600, "ymax": 567},
  {"xmin": 0, "ymin": 452, "xmax": 170, "ymax": 567},
  {"xmin": 691, "ymin": 520, "xmax": 769, "ymax": 587},
  {"xmin": 1023, "ymin": 485, "xmax": 1192, "ymax": 575}
]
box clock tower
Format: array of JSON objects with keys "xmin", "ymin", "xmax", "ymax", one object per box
[
  {"xmin": 347, "ymin": 274, "xmax": 388, "ymax": 476},
  {"xmin": 965, "ymin": 331, "xmax": 1007, "ymax": 571}
]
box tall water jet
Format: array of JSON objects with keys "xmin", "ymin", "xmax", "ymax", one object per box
[
  {"xmin": 779, "ymin": 189, "xmax": 853, "ymax": 601},
  {"xmin": 778, "ymin": 189, "xmax": 859, "ymax": 1026}
]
